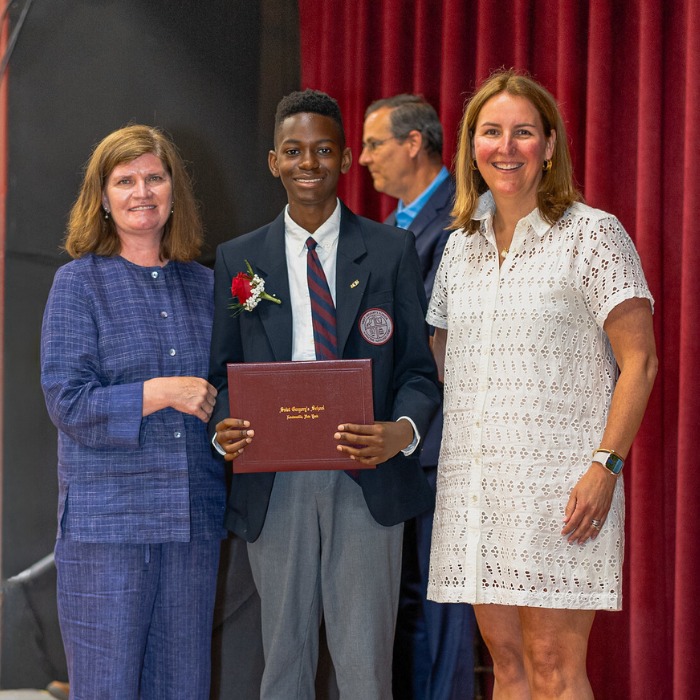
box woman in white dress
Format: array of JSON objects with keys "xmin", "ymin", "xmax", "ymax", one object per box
[{"xmin": 427, "ymin": 69, "xmax": 657, "ymax": 698}]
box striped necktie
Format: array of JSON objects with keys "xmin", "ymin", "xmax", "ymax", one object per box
[
  {"xmin": 306, "ymin": 238, "xmax": 359, "ymax": 480},
  {"xmin": 306, "ymin": 237, "xmax": 337, "ymax": 360}
]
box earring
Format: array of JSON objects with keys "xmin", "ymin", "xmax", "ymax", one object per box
[
  {"xmin": 543, "ymin": 159, "xmax": 552, "ymax": 172},
  {"xmin": 103, "ymin": 209, "xmax": 110, "ymax": 220},
  {"xmin": 470, "ymin": 159, "xmax": 478, "ymax": 171}
]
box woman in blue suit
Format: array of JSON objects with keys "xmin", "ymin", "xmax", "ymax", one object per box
[{"xmin": 41, "ymin": 125, "xmax": 225, "ymax": 699}]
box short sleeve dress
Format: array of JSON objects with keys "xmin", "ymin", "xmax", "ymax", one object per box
[{"xmin": 425, "ymin": 192, "xmax": 653, "ymax": 610}]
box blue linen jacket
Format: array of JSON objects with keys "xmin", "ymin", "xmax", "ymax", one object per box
[{"xmin": 41, "ymin": 254, "xmax": 226, "ymax": 543}]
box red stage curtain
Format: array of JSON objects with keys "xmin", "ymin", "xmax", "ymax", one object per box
[{"xmin": 299, "ymin": 1, "xmax": 699, "ymax": 697}]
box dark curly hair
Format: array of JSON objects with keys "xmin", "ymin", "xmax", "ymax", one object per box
[{"xmin": 274, "ymin": 89, "xmax": 345, "ymax": 146}]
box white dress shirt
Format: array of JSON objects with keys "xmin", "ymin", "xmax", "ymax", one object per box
[{"xmin": 284, "ymin": 202, "xmax": 340, "ymax": 361}]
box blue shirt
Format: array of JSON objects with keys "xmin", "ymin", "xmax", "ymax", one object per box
[
  {"xmin": 395, "ymin": 166, "xmax": 450, "ymax": 230},
  {"xmin": 41, "ymin": 254, "xmax": 226, "ymax": 543}
]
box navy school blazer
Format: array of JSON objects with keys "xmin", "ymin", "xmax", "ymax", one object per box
[{"xmin": 209, "ymin": 202, "xmax": 441, "ymax": 542}]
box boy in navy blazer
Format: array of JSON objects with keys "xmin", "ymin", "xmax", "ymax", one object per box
[{"xmin": 209, "ymin": 89, "xmax": 440, "ymax": 699}]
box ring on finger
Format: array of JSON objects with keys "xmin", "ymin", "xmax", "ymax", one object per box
[{"xmin": 591, "ymin": 518, "xmax": 602, "ymax": 530}]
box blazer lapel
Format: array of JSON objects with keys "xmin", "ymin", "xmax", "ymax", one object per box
[
  {"xmin": 256, "ymin": 212, "xmax": 293, "ymax": 361},
  {"xmin": 409, "ymin": 197, "xmax": 439, "ymax": 238},
  {"xmin": 335, "ymin": 204, "xmax": 369, "ymax": 355},
  {"xmin": 408, "ymin": 177, "xmax": 452, "ymax": 238}
]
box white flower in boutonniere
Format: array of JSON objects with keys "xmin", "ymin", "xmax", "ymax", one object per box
[{"xmin": 229, "ymin": 260, "xmax": 281, "ymax": 316}]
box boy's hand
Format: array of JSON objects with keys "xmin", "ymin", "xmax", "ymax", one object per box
[
  {"xmin": 215, "ymin": 418, "xmax": 254, "ymax": 462},
  {"xmin": 334, "ymin": 419, "xmax": 414, "ymax": 466}
]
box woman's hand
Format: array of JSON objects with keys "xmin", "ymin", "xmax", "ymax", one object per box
[
  {"xmin": 561, "ymin": 463, "xmax": 618, "ymax": 544},
  {"xmin": 215, "ymin": 418, "xmax": 254, "ymax": 462},
  {"xmin": 560, "ymin": 296, "xmax": 657, "ymax": 545},
  {"xmin": 143, "ymin": 377, "xmax": 217, "ymax": 422},
  {"xmin": 334, "ymin": 419, "xmax": 414, "ymax": 466}
]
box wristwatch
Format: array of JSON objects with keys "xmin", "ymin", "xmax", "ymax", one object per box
[{"xmin": 592, "ymin": 449, "xmax": 624, "ymax": 475}]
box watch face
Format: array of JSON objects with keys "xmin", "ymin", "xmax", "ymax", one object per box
[
  {"xmin": 605, "ymin": 454, "xmax": 624, "ymax": 474},
  {"xmin": 594, "ymin": 451, "xmax": 624, "ymax": 474}
]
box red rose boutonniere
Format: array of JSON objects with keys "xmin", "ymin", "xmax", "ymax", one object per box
[{"xmin": 229, "ymin": 260, "xmax": 281, "ymax": 316}]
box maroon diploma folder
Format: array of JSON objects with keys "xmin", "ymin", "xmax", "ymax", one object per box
[{"xmin": 227, "ymin": 359, "xmax": 375, "ymax": 473}]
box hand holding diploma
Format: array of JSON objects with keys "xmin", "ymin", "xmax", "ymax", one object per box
[
  {"xmin": 334, "ymin": 418, "xmax": 414, "ymax": 466},
  {"xmin": 215, "ymin": 418, "xmax": 254, "ymax": 462}
]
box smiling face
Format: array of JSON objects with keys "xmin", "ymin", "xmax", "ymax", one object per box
[
  {"xmin": 472, "ymin": 92, "xmax": 555, "ymax": 215},
  {"xmin": 268, "ymin": 112, "xmax": 352, "ymax": 228},
  {"xmin": 101, "ymin": 152, "xmax": 173, "ymax": 246}
]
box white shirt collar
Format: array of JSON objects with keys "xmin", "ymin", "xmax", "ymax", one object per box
[
  {"xmin": 473, "ymin": 191, "xmax": 552, "ymax": 238},
  {"xmin": 284, "ymin": 199, "xmax": 342, "ymax": 255}
]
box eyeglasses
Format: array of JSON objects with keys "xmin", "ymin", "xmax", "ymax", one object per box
[{"xmin": 360, "ymin": 136, "xmax": 399, "ymax": 153}]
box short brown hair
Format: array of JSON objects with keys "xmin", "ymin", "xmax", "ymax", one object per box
[
  {"xmin": 452, "ymin": 69, "xmax": 582, "ymax": 232},
  {"xmin": 65, "ymin": 125, "xmax": 203, "ymax": 261},
  {"xmin": 365, "ymin": 94, "xmax": 443, "ymax": 157}
]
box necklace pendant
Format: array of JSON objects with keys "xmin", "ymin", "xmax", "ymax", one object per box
[{"xmin": 500, "ymin": 248, "xmax": 508, "ymax": 259}]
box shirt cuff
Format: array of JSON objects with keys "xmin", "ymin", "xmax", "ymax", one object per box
[
  {"xmin": 397, "ymin": 416, "xmax": 420, "ymax": 456},
  {"xmin": 212, "ymin": 434, "xmax": 226, "ymax": 456}
]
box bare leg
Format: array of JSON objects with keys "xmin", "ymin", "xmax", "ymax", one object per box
[
  {"xmin": 519, "ymin": 607, "xmax": 595, "ymax": 700},
  {"xmin": 474, "ymin": 604, "xmax": 530, "ymax": 699}
]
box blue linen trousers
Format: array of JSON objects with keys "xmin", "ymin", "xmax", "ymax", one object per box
[{"xmin": 55, "ymin": 539, "xmax": 220, "ymax": 699}]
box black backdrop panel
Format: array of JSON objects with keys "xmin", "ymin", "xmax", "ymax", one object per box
[{"xmin": 3, "ymin": 0, "xmax": 298, "ymax": 578}]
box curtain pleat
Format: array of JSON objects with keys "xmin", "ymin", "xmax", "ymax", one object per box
[
  {"xmin": 675, "ymin": 1, "xmax": 700, "ymax": 697},
  {"xmin": 298, "ymin": 1, "xmax": 699, "ymax": 696},
  {"xmin": 627, "ymin": 2, "xmax": 667, "ymax": 698}
]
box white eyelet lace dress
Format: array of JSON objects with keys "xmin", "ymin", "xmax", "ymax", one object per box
[{"xmin": 426, "ymin": 192, "xmax": 653, "ymax": 611}]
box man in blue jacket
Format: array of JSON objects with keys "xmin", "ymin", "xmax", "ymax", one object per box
[
  {"xmin": 360, "ymin": 94, "xmax": 476, "ymax": 700},
  {"xmin": 210, "ymin": 89, "xmax": 440, "ymax": 700}
]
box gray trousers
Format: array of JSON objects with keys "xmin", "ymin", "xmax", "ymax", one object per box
[{"xmin": 247, "ymin": 470, "xmax": 403, "ymax": 700}]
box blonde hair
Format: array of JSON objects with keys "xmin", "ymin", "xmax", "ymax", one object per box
[
  {"xmin": 65, "ymin": 125, "xmax": 203, "ymax": 261},
  {"xmin": 452, "ymin": 69, "xmax": 582, "ymax": 232}
]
